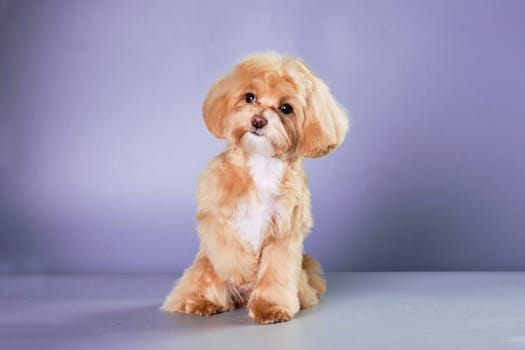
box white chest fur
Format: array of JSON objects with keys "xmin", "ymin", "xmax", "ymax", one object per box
[{"xmin": 233, "ymin": 155, "xmax": 284, "ymax": 250}]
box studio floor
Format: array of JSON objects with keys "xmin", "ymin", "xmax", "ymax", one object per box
[{"xmin": 1, "ymin": 273, "xmax": 524, "ymax": 350}]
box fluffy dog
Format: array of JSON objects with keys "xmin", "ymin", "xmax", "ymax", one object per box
[{"xmin": 162, "ymin": 52, "xmax": 349, "ymax": 323}]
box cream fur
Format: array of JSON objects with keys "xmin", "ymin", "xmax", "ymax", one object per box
[
  {"xmin": 234, "ymin": 155, "xmax": 284, "ymax": 250},
  {"xmin": 161, "ymin": 52, "xmax": 349, "ymax": 323}
]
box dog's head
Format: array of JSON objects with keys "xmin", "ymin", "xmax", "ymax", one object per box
[{"xmin": 202, "ymin": 52, "xmax": 349, "ymax": 158}]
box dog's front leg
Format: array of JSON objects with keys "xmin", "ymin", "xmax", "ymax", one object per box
[
  {"xmin": 248, "ymin": 236, "xmax": 303, "ymax": 323},
  {"xmin": 199, "ymin": 220, "xmax": 259, "ymax": 288}
]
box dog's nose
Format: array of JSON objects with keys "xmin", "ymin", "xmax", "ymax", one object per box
[{"xmin": 251, "ymin": 115, "xmax": 267, "ymax": 129}]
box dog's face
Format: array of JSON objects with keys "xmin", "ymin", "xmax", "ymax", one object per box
[{"xmin": 202, "ymin": 52, "xmax": 349, "ymax": 158}]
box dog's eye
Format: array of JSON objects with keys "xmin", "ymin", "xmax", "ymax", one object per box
[
  {"xmin": 279, "ymin": 103, "xmax": 294, "ymax": 115},
  {"xmin": 245, "ymin": 93, "xmax": 256, "ymax": 103}
]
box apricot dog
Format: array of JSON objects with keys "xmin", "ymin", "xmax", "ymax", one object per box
[{"xmin": 162, "ymin": 52, "xmax": 349, "ymax": 323}]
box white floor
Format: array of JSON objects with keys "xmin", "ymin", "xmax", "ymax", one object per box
[{"xmin": 1, "ymin": 273, "xmax": 524, "ymax": 350}]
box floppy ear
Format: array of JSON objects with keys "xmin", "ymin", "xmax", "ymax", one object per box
[
  {"xmin": 299, "ymin": 71, "xmax": 349, "ymax": 158},
  {"xmin": 202, "ymin": 74, "xmax": 235, "ymax": 139}
]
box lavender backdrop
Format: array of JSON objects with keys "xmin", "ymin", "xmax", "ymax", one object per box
[{"xmin": 1, "ymin": 0, "xmax": 524, "ymax": 273}]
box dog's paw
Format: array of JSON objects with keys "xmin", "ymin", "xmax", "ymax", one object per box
[
  {"xmin": 162, "ymin": 298, "xmax": 224, "ymax": 316},
  {"xmin": 248, "ymin": 299, "xmax": 292, "ymax": 324}
]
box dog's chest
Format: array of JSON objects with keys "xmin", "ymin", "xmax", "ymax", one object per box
[{"xmin": 233, "ymin": 155, "xmax": 284, "ymax": 250}]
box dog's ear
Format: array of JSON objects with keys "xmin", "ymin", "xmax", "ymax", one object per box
[
  {"xmin": 202, "ymin": 74, "xmax": 235, "ymax": 139},
  {"xmin": 298, "ymin": 65, "xmax": 349, "ymax": 158}
]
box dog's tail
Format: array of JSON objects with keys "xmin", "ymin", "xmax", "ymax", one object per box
[{"xmin": 298, "ymin": 254, "xmax": 327, "ymax": 309}]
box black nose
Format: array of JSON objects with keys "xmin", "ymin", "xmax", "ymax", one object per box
[{"xmin": 251, "ymin": 115, "xmax": 267, "ymax": 129}]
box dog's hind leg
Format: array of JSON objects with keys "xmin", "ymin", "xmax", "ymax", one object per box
[
  {"xmin": 298, "ymin": 254, "xmax": 326, "ymax": 309},
  {"xmin": 161, "ymin": 252, "xmax": 238, "ymax": 316}
]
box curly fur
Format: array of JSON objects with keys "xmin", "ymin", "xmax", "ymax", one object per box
[{"xmin": 161, "ymin": 52, "xmax": 349, "ymax": 323}]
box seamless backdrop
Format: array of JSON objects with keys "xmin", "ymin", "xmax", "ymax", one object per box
[{"xmin": 1, "ymin": 0, "xmax": 524, "ymax": 273}]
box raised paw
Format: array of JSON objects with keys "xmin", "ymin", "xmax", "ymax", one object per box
[
  {"xmin": 248, "ymin": 299, "xmax": 292, "ymax": 324},
  {"xmin": 162, "ymin": 298, "xmax": 224, "ymax": 316}
]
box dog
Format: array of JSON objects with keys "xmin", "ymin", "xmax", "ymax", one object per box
[{"xmin": 161, "ymin": 52, "xmax": 349, "ymax": 323}]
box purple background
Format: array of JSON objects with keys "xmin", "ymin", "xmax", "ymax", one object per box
[{"xmin": 1, "ymin": 0, "xmax": 524, "ymax": 273}]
